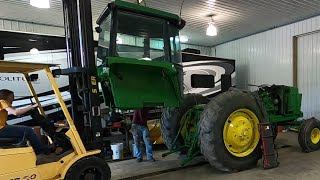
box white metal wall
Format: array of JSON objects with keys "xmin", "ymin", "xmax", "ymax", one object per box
[
  {"xmin": 118, "ymin": 34, "xmax": 212, "ymax": 56},
  {"xmin": 216, "ymin": 15, "xmax": 320, "ymax": 90},
  {"xmin": 0, "ymin": 19, "xmax": 64, "ymax": 36},
  {"xmin": 298, "ymin": 32, "xmax": 320, "ymax": 119}
]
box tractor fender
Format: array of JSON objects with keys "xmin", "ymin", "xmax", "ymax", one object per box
[{"xmin": 59, "ymin": 150, "xmax": 101, "ymax": 179}]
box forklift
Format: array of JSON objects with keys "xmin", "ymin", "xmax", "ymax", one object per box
[{"xmin": 0, "ymin": 62, "xmax": 111, "ymax": 179}]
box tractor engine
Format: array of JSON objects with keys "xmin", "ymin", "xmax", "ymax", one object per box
[{"xmin": 256, "ymin": 85, "xmax": 303, "ymax": 124}]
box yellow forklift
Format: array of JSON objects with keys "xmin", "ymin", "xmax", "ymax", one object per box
[{"xmin": 0, "ymin": 62, "xmax": 110, "ymax": 179}]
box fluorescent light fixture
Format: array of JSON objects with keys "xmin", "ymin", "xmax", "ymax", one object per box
[
  {"xmin": 30, "ymin": 48, "xmax": 39, "ymax": 55},
  {"xmin": 28, "ymin": 39, "xmax": 37, "ymax": 42},
  {"xmin": 141, "ymin": 57, "xmax": 152, "ymax": 61},
  {"xmin": 206, "ymin": 22, "xmax": 217, "ymax": 36},
  {"xmin": 180, "ymin": 35, "xmax": 189, "ymax": 42},
  {"xmin": 116, "ymin": 37, "xmax": 123, "ymax": 44},
  {"xmin": 30, "ymin": 0, "xmax": 50, "ymax": 8},
  {"xmin": 170, "ymin": 37, "xmax": 181, "ymax": 42}
]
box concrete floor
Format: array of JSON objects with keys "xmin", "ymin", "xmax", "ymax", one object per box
[{"xmin": 110, "ymin": 132, "xmax": 320, "ymax": 180}]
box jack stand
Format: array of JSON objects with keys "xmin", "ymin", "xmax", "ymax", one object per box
[{"xmin": 259, "ymin": 123, "xmax": 279, "ymax": 169}]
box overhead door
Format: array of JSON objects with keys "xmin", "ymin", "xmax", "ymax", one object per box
[{"xmin": 298, "ymin": 32, "xmax": 320, "ymax": 119}]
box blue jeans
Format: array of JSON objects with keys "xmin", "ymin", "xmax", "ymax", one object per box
[
  {"xmin": 0, "ymin": 125, "xmax": 48, "ymax": 154},
  {"xmin": 132, "ymin": 124, "xmax": 153, "ymax": 160}
]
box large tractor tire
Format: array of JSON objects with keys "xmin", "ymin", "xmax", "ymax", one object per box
[
  {"xmin": 199, "ymin": 89, "xmax": 267, "ymax": 172},
  {"xmin": 161, "ymin": 94, "xmax": 209, "ymax": 150},
  {"xmin": 298, "ymin": 117, "xmax": 320, "ymax": 152},
  {"xmin": 65, "ymin": 156, "xmax": 111, "ymax": 180}
]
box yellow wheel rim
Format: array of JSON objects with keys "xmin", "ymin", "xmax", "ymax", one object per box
[
  {"xmin": 180, "ymin": 110, "xmax": 191, "ymax": 140},
  {"xmin": 310, "ymin": 128, "xmax": 320, "ymax": 144},
  {"xmin": 223, "ymin": 109, "xmax": 260, "ymax": 157}
]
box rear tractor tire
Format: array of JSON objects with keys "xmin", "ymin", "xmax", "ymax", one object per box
[
  {"xmin": 65, "ymin": 156, "xmax": 111, "ymax": 180},
  {"xmin": 160, "ymin": 94, "xmax": 209, "ymax": 151},
  {"xmin": 298, "ymin": 117, "xmax": 320, "ymax": 152},
  {"xmin": 199, "ymin": 89, "xmax": 267, "ymax": 172}
]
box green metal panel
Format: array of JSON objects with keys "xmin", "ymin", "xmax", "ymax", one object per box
[
  {"xmin": 97, "ymin": 57, "xmax": 183, "ymax": 109},
  {"xmin": 287, "ymin": 87, "xmax": 302, "ymax": 114},
  {"xmin": 114, "ymin": 0, "xmax": 181, "ymax": 23},
  {"xmin": 258, "ymin": 85, "xmax": 303, "ymax": 124}
]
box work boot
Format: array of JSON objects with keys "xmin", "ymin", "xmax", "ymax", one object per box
[{"xmin": 136, "ymin": 158, "xmax": 143, "ymax": 163}]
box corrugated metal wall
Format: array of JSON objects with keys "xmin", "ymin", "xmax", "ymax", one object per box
[
  {"xmin": 212, "ymin": 16, "xmax": 320, "ymax": 117},
  {"xmin": 216, "ymin": 15, "xmax": 320, "ymax": 90},
  {"xmin": 298, "ymin": 32, "xmax": 320, "ymax": 119}
]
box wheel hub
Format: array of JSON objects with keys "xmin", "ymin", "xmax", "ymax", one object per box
[
  {"xmin": 311, "ymin": 128, "xmax": 320, "ymax": 144},
  {"xmin": 83, "ymin": 173, "xmax": 95, "ymax": 180},
  {"xmin": 223, "ymin": 109, "xmax": 260, "ymax": 157},
  {"xmin": 80, "ymin": 167, "xmax": 102, "ymax": 180}
]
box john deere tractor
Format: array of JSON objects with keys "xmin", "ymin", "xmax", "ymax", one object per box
[{"xmin": 96, "ymin": 0, "xmax": 320, "ymax": 172}]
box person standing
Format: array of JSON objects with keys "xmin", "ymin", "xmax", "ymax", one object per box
[{"xmin": 132, "ymin": 108, "xmax": 155, "ymax": 162}]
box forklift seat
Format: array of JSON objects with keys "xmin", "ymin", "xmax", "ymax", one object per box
[
  {"xmin": 0, "ymin": 133, "xmax": 27, "ymax": 148},
  {"xmin": 0, "ymin": 137, "xmax": 19, "ymax": 144}
]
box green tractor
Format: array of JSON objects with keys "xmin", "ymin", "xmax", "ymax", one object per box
[{"xmin": 95, "ymin": 0, "xmax": 320, "ymax": 172}]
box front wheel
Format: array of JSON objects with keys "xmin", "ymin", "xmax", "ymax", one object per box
[
  {"xmin": 161, "ymin": 94, "xmax": 209, "ymax": 150},
  {"xmin": 298, "ymin": 117, "xmax": 320, "ymax": 152},
  {"xmin": 65, "ymin": 156, "xmax": 111, "ymax": 180},
  {"xmin": 199, "ymin": 89, "xmax": 266, "ymax": 172}
]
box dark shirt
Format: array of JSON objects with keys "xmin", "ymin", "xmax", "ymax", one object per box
[{"xmin": 132, "ymin": 109, "xmax": 149, "ymax": 126}]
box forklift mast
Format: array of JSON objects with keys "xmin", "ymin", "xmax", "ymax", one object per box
[{"xmin": 57, "ymin": 0, "xmax": 103, "ymax": 150}]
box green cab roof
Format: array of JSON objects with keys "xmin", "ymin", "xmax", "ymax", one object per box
[
  {"xmin": 114, "ymin": 0, "xmax": 180, "ymax": 22},
  {"xmin": 97, "ymin": 0, "xmax": 185, "ymax": 29}
]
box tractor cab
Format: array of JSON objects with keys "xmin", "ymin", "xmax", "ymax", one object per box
[{"xmin": 96, "ymin": 0, "xmax": 186, "ymax": 109}]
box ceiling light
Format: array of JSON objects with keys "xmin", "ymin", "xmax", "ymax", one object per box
[
  {"xmin": 30, "ymin": 0, "xmax": 50, "ymax": 8},
  {"xmin": 30, "ymin": 48, "xmax": 39, "ymax": 55},
  {"xmin": 180, "ymin": 35, "xmax": 189, "ymax": 43},
  {"xmin": 206, "ymin": 15, "xmax": 217, "ymax": 36},
  {"xmin": 170, "ymin": 37, "xmax": 181, "ymax": 42},
  {"xmin": 142, "ymin": 57, "xmax": 152, "ymax": 61},
  {"xmin": 28, "ymin": 39, "xmax": 37, "ymax": 42},
  {"xmin": 207, "ymin": 0, "xmax": 216, "ymax": 7}
]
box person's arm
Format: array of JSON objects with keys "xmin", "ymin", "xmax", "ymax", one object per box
[{"xmin": 5, "ymin": 103, "xmax": 38, "ymax": 117}]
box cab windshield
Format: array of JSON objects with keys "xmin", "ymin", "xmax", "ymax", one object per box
[{"xmin": 97, "ymin": 10, "xmax": 182, "ymax": 64}]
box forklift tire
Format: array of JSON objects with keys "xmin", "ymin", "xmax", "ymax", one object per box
[
  {"xmin": 65, "ymin": 156, "xmax": 111, "ymax": 180},
  {"xmin": 199, "ymin": 89, "xmax": 266, "ymax": 172},
  {"xmin": 161, "ymin": 94, "xmax": 209, "ymax": 150},
  {"xmin": 298, "ymin": 117, "xmax": 320, "ymax": 152}
]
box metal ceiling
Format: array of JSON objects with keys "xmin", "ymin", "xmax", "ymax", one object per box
[{"xmin": 0, "ymin": 0, "xmax": 320, "ymax": 46}]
